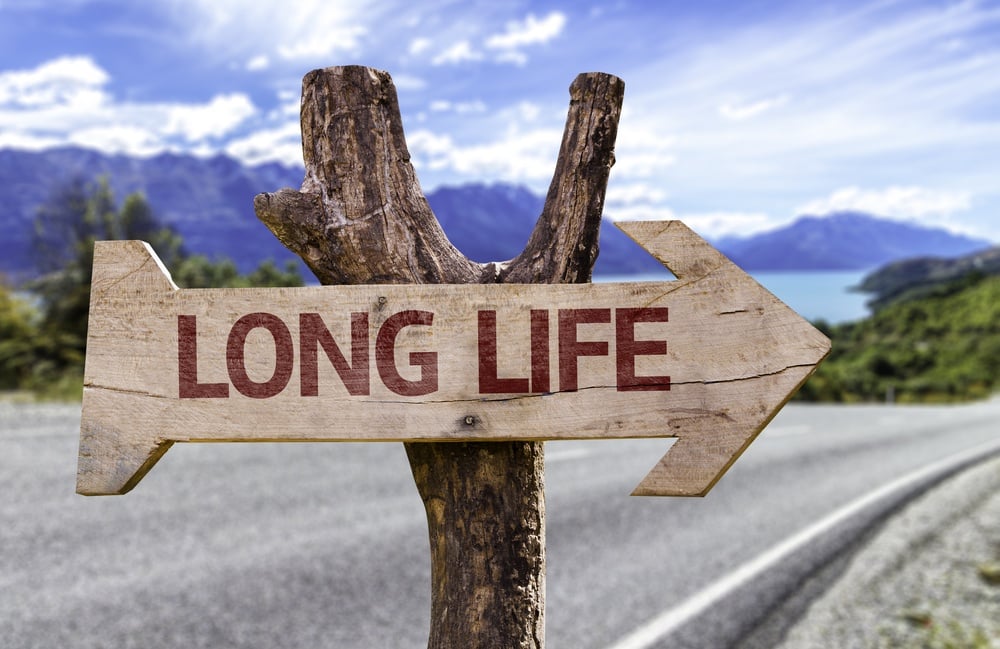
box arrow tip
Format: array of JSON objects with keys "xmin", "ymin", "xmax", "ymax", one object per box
[{"xmin": 614, "ymin": 220, "xmax": 831, "ymax": 496}]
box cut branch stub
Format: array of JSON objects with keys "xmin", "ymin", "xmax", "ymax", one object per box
[
  {"xmin": 254, "ymin": 65, "xmax": 480, "ymax": 285},
  {"xmin": 502, "ymin": 72, "xmax": 624, "ymax": 284},
  {"xmin": 254, "ymin": 65, "xmax": 624, "ymax": 649}
]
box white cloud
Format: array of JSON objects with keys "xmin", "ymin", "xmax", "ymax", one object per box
[
  {"xmin": 797, "ymin": 186, "xmax": 972, "ymax": 220},
  {"xmin": 485, "ymin": 12, "xmax": 566, "ymax": 50},
  {"xmin": 516, "ymin": 102, "xmax": 540, "ymax": 122},
  {"xmin": 718, "ymin": 94, "xmax": 789, "ymax": 121},
  {"xmin": 432, "ymin": 41, "xmax": 483, "ymax": 66},
  {"xmin": 267, "ymin": 89, "xmax": 300, "ymax": 119},
  {"xmin": 604, "ymin": 204, "xmax": 678, "ymax": 223},
  {"xmin": 408, "ymin": 126, "xmax": 563, "ymax": 183},
  {"xmin": 679, "ymin": 212, "xmax": 777, "ymax": 239},
  {"xmin": 0, "ymin": 131, "xmax": 64, "ymax": 151},
  {"xmin": 415, "ymin": 10, "xmax": 567, "ymax": 68},
  {"xmin": 69, "ymin": 125, "xmax": 163, "ymax": 157},
  {"xmin": 494, "ymin": 50, "xmax": 528, "ymax": 66},
  {"xmin": 406, "ymin": 129, "xmax": 455, "ymax": 160},
  {"xmin": 0, "ymin": 55, "xmax": 109, "ymax": 108},
  {"xmin": 391, "ymin": 73, "xmax": 427, "ymax": 91},
  {"xmin": 0, "ymin": 56, "xmax": 260, "ymax": 157},
  {"xmin": 613, "ymin": 113, "xmax": 678, "ymax": 178},
  {"xmin": 602, "ymin": 185, "xmax": 777, "ymax": 239},
  {"xmin": 163, "ymin": 93, "xmax": 257, "ymax": 141},
  {"xmin": 606, "ymin": 203, "xmax": 779, "ymax": 240},
  {"xmin": 429, "ymin": 99, "xmax": 487, "ymax": 114},
  {"xmin": 277, "ymin": 27, "xmax": 366, "ymax": 60},
  {"xmin": 225, "ymin": 122, "xmax": 303, "ymax": 167},
  {"xmin": 409, "ymin": 37, "xmax": 432, "ymax": 56},
  {"xmin": 483, "ymin": 11, "xmax": 566, "ymax": 65},
  {"xmin": 246, "ymin": 55, "xmax": 270, "ymax": 71},
  {"xmin": 163, "ymin": 0, "xmax": 369, "ymax": 63},
  {"xmin": 605, "ymin": 182, "xmax": 669, "ymax": 207}
]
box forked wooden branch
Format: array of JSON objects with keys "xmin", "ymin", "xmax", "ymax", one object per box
[
  {"xmin": 254, "ymin": 65, "xmax": 623, "ymax": 649},
  {"xmin": 255, "ymin": 66, "xmax": 622, "ymax": 286}
]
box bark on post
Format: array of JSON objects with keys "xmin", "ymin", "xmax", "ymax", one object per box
[{"xmin": 255, "ymin": 65, "xmax": 623, "ymax": 649}]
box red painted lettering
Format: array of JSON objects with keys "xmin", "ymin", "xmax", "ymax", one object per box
[
  {"xmin": 299, "ymin": 312, "xmax": 370, "ymax": 396},
  {"xmin": 616, "ymin": 307, "xmax": 670, "ymax": 391},
  {"xmin": 558, "ymin": 308, "xmax": 611, "ymax": 392},
  {"xmin": 226, "ymin": 312, "xmax": 294, "ymax": 399},
  {"xmin": 177, "ymin": 315, "xmax": 229, "ymax": 399},
  {"xmin": 178, "ymin": 305, "xmax": 662, "ymax": 400},
  {"xmin": 376, "ymin": 310, "xmax": 438, "ymax": 397},
  {"xmin": 530, "ymin": 309, "xmax": 550, "ymax": 393},
  {"xmin": 478, "ymin": 310, "xmax": 530, "ymax": 394}
]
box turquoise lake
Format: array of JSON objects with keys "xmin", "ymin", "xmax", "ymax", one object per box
[{"xmin": 595, "ymin": 269, "xmax": 871, "ymax": 324}]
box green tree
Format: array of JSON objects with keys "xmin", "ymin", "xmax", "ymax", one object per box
[
  {"xmin": 244, "ymin": 259, "xmax": 305, "ymax": 288},
  {"xmin": 172, "ymin": 254, "xmax": 242, "ymax": 289},
  {"xmin": 0, "ymin": 280, "xmax": 39, "ymax": 390},
  {"xmin": 20, "ymin": 176, "xmax": 304, "ymax": 398},
  {"xmin": 172, "ymin": 255, "xmax": 304, "ymax": 289},
  {"xmin": 30, "ymin": 177, "xmax": 188, "ymax": 373}
]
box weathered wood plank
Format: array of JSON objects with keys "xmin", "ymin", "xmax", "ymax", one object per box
[{"xmin": 78, "ymin": 220, "xmax": 829, "ymax": 496}]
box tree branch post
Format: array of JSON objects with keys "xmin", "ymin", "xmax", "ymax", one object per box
[{"xmin": 255, "ymin": 65, "xmax": 624, "ymax": 649}]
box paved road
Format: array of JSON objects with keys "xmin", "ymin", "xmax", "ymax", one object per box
[{"xmin": 1, "ymin": 399, "xmax": 998, "ymax": 648}]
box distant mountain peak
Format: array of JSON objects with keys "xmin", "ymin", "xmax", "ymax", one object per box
[{"xmin": 716, "ymin": 211, "xmax": 991, "ymax": 271}]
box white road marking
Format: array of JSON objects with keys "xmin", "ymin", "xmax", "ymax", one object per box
[{"xmin": 604, "ymin": 436, "xmax": 1000, "ymax": 649}]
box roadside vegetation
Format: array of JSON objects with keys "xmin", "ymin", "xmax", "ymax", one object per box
[
  {"xmin": 0, "ymin": 177, "xmax": 303, "ymax": 400},
  {"xmin": 798, "ymin": 264, "xmax": 1000, "ymax": 403}
]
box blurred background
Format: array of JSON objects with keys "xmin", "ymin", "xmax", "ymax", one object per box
[
  {"xmin": 2, "ymin": 0, "xmax": 999, "ymax": 401},
  {"xmin": 1, "ymin": 2, "xmax": 999, "ymax": 648}
]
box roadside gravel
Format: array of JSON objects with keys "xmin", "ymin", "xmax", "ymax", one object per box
[{"xmin": 775, "ymin": 454, "xmax": 1000, "ymax": 648}]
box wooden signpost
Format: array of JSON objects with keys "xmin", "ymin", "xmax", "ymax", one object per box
[
  {"xmin": 78, "ymin": 221, "xmax": 828, "ymax": 497},
  {"xmin": 77, "ymin": 66, "xmax": 830, "ymax": 648}
]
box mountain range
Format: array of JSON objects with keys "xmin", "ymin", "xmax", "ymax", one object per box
[
  {"xmin": 0, "ymin": 147, "xmax": 992, "ymax": 282},
  {"xmin": 715, "ymin": 212, "xmax": 991, "ymax": 271}
]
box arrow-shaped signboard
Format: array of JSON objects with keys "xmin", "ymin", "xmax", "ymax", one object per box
[{"xmin": 77, "ymin": 221, "xmax": 830, "ymax": 497}]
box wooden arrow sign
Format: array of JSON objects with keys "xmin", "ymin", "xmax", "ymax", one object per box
[{"xmin": 77, "ymin": 220, "xmax": 829, "ymax": 497}]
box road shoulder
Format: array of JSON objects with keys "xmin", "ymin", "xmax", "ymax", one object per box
[{"xmin": 769, "ymin": 454, "xmax": 1000, "ymax": 647}]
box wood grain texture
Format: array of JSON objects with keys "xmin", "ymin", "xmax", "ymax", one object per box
[{"xmin": 78, "ymin": 222, "xmax": 829, "ymax": 496}]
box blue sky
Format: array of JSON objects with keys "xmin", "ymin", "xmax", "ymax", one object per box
[{"xmin": 1, "ymin": 0, "xmax": 999, "ymax": 241}]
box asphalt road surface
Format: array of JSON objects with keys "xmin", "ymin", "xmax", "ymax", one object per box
[{"xmin": 2, "ymin": 398, "xmax": 999, "ymax": 649}]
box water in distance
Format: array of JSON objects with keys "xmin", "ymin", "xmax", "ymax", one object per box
[{"xmin": 595, "ymin": 269, "xmax": 870, "ymax": 324}]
